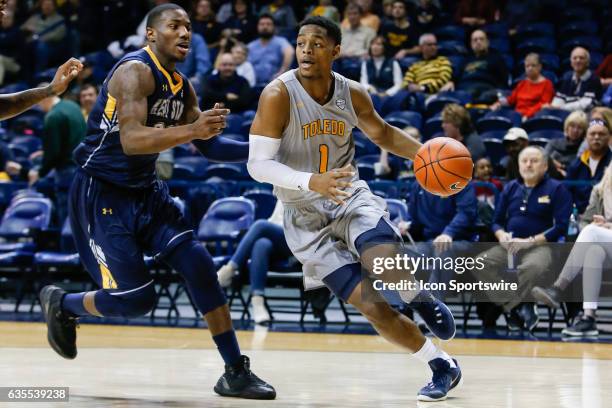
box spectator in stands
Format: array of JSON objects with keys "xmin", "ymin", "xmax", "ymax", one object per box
[
  {"xmin": 379, "ymin": 0, "xmax": 420, "ymax": 59},
  {"xmin": 21, "ymin": 0, "xmax": 66, "ymax": 74},
  {"xmin": 401, "ymin": 33, "xmax": 452, "ymax": 95},
  {"xmin": 247, "ymin": 14, "xmax": 294, "ymax": 85},
  {"xmin": 446, "ymin": 30, "xmax": 508, "ymax": 104},
  {"xmin": 339, "ymin": 3, "xmax": 375, "ymax": 59},
  {"xmin": 230, "ymin": 42, "xmax": 256, "ymax": 87},
  {"xmin": 29, "ymin": 83, "xmax": 86, "ymax": 224},
  {"xmin": 0, "ymin": 141, "xmax": 25, "ymax": 182},
  {"xmin": 381, "ymin": 0, "xmax": 395, "ymax": 25},
  {"xmin": 398, "ymin": 181, "xmax": 478, "ymax": 300},
  {"xmin": 360, "ymin": 36, "xmax": 403, "ymax": 105},
  {"xmin": 545, "ymin": 110, "xmax": 588, "ymax": 177},
  {"xmin": 191, "ymin": 0, "xmax": 223, "ymax": 50},
  {"xmin": 492, "ymin": 53, "xmax": 554, "ymax": 120},
  {"xmin": 474, "ymin": 157, "xmax": 503, "ymax": 205},
  {"xmin": 454, "ymin": 0, "xmax": 498, "ymax": 27},
  {"xmin": 176, "ymin": 32, "xmax": 211, "ymax": 95},
  {"xmin": 549, "ymin": 47, "xmax": 603, "ymax": 112},
  {"xmin": 202, "ymin": 52, "xmax": 252, "ymax": 112},
  {"xmin": 411, "ymin": 0, "xmax": 441, "ymax": 33},
  {"xmin": 532, "ymin": 163, "xmax": 612, "ymax": 337},
  {"xmin": 376, "ymin": 126, "xmax": 420, "ymax": 179},
  {"xmin": 260, "ymin": 0, "xmax": 297, "ymax": 31},
  {"xmin": 341, "ymin": 0, "xmax": 381, "ymax": 32},
  {"xmin": 499, "ymin": 127, "xmax": 529, "ymax": 180},
  {"xmin": 222, "ymin": 0, "xmax": 257, "ymax": 44},
  {"xmin": 216, "ymin": 201, "xmax": 292, "ymax": 324},
  {"xmin": 78, "ymin": 83, "xmax": 97, "ymax": 121},
  {"xmin": 595, "ymin": 53, "xmax": 612, "ymax": 88},
  {"xmin": 565, "ymin": 119, "xmax": 611, "ymax": 213},
  {"xmin": 307, "ymin": 0, "xmax": 340, "ymax": 23},
  {"xmin": 441, "ymin": 103, "xmax": 486, "ymax": 160},
  {"xmin": 473, "ymin": 146, "xmax": 572, "ymax": 331},
  {"xmin": 0, "ymin": 11, "xmax": 21, "ymax": 85}
]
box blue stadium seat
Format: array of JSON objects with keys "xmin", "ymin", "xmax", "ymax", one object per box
[
  {"xmin": 356, "ymin": 154, "xmax": 380, "ymax": 166},
  {"xmin": 538, "ymin": 54, "xmax": 560, "ymax": 72},
  {"xmin": 523, "ymin": 115, "xmax": 564, "ymax": 133},
  {"xmin": 489, "ymin": 38, "xmax": 510, "ymax": 54},
  {"xmin": 437, "ymin": 90, "xmax": 471, "ymax": 105},
  {"xmin": 204, "ymin": 164, "xmax": 244, "ymax": 180},
  {"xmin": 434, "ymin": 25, "xmax": 465, "ymax": 42},
  {"xmin": 368, "ymin": 180, "xmax": 399, "ymax": 199},
  {"xmin": 425, "ymin": 95, "xmax": 461, "ymax": 118},
  {"xmin": 535, "ymin": 108, "xmax": 569, "ymax": 122},
  {"xmin": 561, "ymin": 36, "xmax": 603, "ymax": 54},
  {"xmin": 241, "ymin": 110, "xmax": 256, "ymax": 121},
  {"xmin": 437, "ymin": 40, "xmax": 468, "ymax": 56},
  {"xmin": 10, "ymin": 136, "xmax": 42, "ymax": 155},
  {"xmin": 173, "ymin": 143, "xmax": 196, "ymax": 158},
  {"xmin": 560, "ymin": 21, "xmax": 598, "ymax": 40},
  {"xmin": 562, "ymin": 7, "xmax": 593, "ymax": 22},
  {"xmin": 447, "ymin": 56, "xmax": 466, "ymax": 74},
  {"xmin": 516, "ymin": 37, "xmax": 556, "ymax": 56},
  {"xmin": 8, "ymin": 144, "xmax": 29, "ymax": 159},
  {"xmin": 479, "ymin": 130, "xmax": 507, "ymax": 141},
  {"xmin": 514, "ymin": 23, "xmax": 555, "ymax": 42},
  {"xmin": 482, "ymin": 22, "xmax": 509, "ymax": 39},
  {"xmin": 0, "ymin": 196, "xmax": 53, "ymax": 243},
  {"xmin": 483, "ymin": 138, "xmax": 506, "ymax": 163},
  {"xmin": 353, "ymin": 129, "xmax": 378, "ymax": 156},
  {"xmin": 243, "ymin": 189, "xmax": 277, "ymax": 220},
  {"xmin": 484, "ymin": 109, "xmax": 521, "ymax": 126},
  {"xmin": 173, "ymin": 156, "xmax": 208, "ymax": 180},
  {"xmin": 197, "ymin": 197, "xmax": 255, "ymax": 247},
  {"xmin": 476, "ymin": 116, "xmax": 513, "ymax": 133},
  {"xmin": 385, "ymin": 198, "xmax": 408, "ymax": 225},
  {"xmin": 225, "ymin": 114, "xmax": 244, "ymax": 134},
  {"xmin": 385, "ymin": 111, "xmax": 423, "ymax": 130},
  {"xmin": 240, "ymin": 119, "xmax": 253, "ymax": 137},
  {"xmin": 423, "ymin": 115, "xmax": 443, "ymax": 140},
  {"xmin": 529, "ymin": 130, "xmax": 565, "ymax": 146},
  {"xmin": 34, "ymin": 218, "xmax": 80, "ymax": 271}
]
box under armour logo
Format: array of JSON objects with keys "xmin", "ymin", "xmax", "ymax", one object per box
[
  {"xmin": 162, "ymin": 84, "xmax": 168, "ymax": 92},
  {"xmin": 102, "ymin": 208, "xmax": 113, "ymax": 215}
]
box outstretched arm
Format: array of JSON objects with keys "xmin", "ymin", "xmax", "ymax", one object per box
[
  {"xmin": 109, "ymin": 61, "xmax": 228, "ymax": 155},
  {"xmin": 0, "ymin": 58, "xmax": 82, "ymax": 121},
  {"xmin": 350, "ymin": 82, "xmax": 422, "ymax": 160},
  {"xmin": 182, "ymin": 81, "xmax": 249, "ymax": 162}
]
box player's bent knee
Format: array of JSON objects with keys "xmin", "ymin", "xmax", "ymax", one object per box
[{"xmin": 101, "ymin": 283, "xmax": 157, "ymax": 318}]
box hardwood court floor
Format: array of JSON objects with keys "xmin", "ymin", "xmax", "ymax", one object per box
[{"xmin": 1, "ymin": 322, "xmax": 611, "ymax": 407}]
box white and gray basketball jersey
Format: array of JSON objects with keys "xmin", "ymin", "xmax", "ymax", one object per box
[{"xmin": 275, "ymin": 69, "xmax": 360, "ymax": 203}]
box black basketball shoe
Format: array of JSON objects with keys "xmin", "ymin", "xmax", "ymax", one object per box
[
  {"xmin": 214, "ymin": 355, "xmax": 276, "ymax": 399},
  {"xmin": 39, "ymin": 285, "xmax": 78, "ymax": 359}
]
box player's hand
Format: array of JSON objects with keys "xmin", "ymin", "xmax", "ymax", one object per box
[
  {"xmin": 433, "ymin": 233, "xmax": 453, "ymax": 253},
  {"xmin": 309, "ymin": 164, "xmax": 355, "ymax": 205},
  {"xmin": 507, "ymin": 238, "xmax": 532, "ymax": 255},
  {"xmin": 192, "ymin": 103, "xmax": 230, "ymax": 140},
  {"xmin": 49, "ymin": 58, "xmax": 83, "ymax": 96},
  {"xmin": 496, "ymin": 230, "xmax": 513, "ymax": 249}
]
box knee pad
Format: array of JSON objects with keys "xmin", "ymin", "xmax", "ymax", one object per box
[
  {"xmin": 96, "ymin": 282, "xmax": 157, "ymax": 318},
  {"xmin": 166, "ymin": 239, "xmax": 227, "ymax": 315},
  {"xmin": 355, "ymin": 218, "xmax": 402, "ymax": 255}
]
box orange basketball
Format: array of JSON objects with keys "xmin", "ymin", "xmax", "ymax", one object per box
[{"xmin": 413, "ymin": 137, "xmax": 473, "ymax": 196}]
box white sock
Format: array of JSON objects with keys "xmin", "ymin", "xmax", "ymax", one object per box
[{"xmin": 413, "ymin": 338, "xmax": 456, "ymax": 368}]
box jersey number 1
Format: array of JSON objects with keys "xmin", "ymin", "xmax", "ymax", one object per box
[{"xmin": 319, "ymin": 144, "xmax": 329, "ymax": 173}]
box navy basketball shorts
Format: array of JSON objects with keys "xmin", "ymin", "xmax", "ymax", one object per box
[{"xmin": 69, "ymin": 169, "xmax": 194, "ymax": 293}]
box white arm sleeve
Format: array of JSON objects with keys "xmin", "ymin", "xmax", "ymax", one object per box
[{"xmin": 247, "ymin": 134, "xmax": 313, "ymax": 191}]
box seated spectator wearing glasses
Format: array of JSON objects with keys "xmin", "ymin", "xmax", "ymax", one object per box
[
  {"xmin": 472, "ymin": 146, "xmax": 572, "ymax": 332},
  {"xmin": 565, "ymin": 119, "xmax": 611, "ymax": 214},
  {"xmin": 444, "ymin": 30, "xmax": 508, "ymax": 104},
  {"xmin": 201, "ymin": 53, "xmax": 252, "ymax": 113},
  {"xmin": 441, "ymin": 103, "xmax": 486, "ymax": 161},
  {"xmin": 548, "ymin": 47, "xmax": 603, "ymax": 112},
  {"xmin": 532, "ymin": 163, "xmax": 612, "ymax": 337},
  {"xmin": 491, "ymin": 53, "xmax": 554, "ymax": 120},
  {"xmin": 544, "ymin": 110, "xmax": 588, "ymax": 177},
  {"xmin": 401, "ymin": 33, "xmax": 452, "ymax": 95},
  {"xmin": 216, "ymin": 201, "xmax": 292, "ymax": 324}
]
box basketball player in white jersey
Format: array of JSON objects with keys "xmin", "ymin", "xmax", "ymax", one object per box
[{"xmin": 247, "ymin": 16, "xmax": 462, "ymax": 401}]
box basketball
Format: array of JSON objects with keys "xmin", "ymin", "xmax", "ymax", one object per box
[{"xmin": 414, "ymin": 137, "xmax": 473, "ymax": 196}]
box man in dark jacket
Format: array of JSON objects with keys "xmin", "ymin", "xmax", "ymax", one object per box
[{"xmin": 201, "ymin": 52, "xmax": 252, "ymax": 113}]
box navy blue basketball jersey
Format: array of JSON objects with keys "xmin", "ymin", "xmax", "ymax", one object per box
[{"xmin": 74, "ymin": 46, "xmax": 189, "ymax": 188}]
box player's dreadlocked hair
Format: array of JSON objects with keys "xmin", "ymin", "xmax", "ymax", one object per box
[{"xmin": 299, "ymin": 16, "xmax": 342, "ymax": 46}]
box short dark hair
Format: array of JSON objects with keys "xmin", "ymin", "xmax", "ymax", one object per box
[
  {"xmin": 299, "ymin": 16, "xmax": 342, "ymax": 46},
  {"xmin": 258, "ymin": 13, "xmax": 275, "ymax": 24},
  {"xmin": 80, "ymin": 83, "xmax": 97, "ymax": 93},
  {"xmin": 146, "ymin": 3, "xmax": 185, "ymax": 29}
]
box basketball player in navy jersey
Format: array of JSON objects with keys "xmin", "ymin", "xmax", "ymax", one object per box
[
  {"xmin": 39, "ymin": 4, "xmax": 275, "ymax": 399},
  {"xmin": 248, "ymin": 16, "xmax": 461, "ymax": 401}
]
